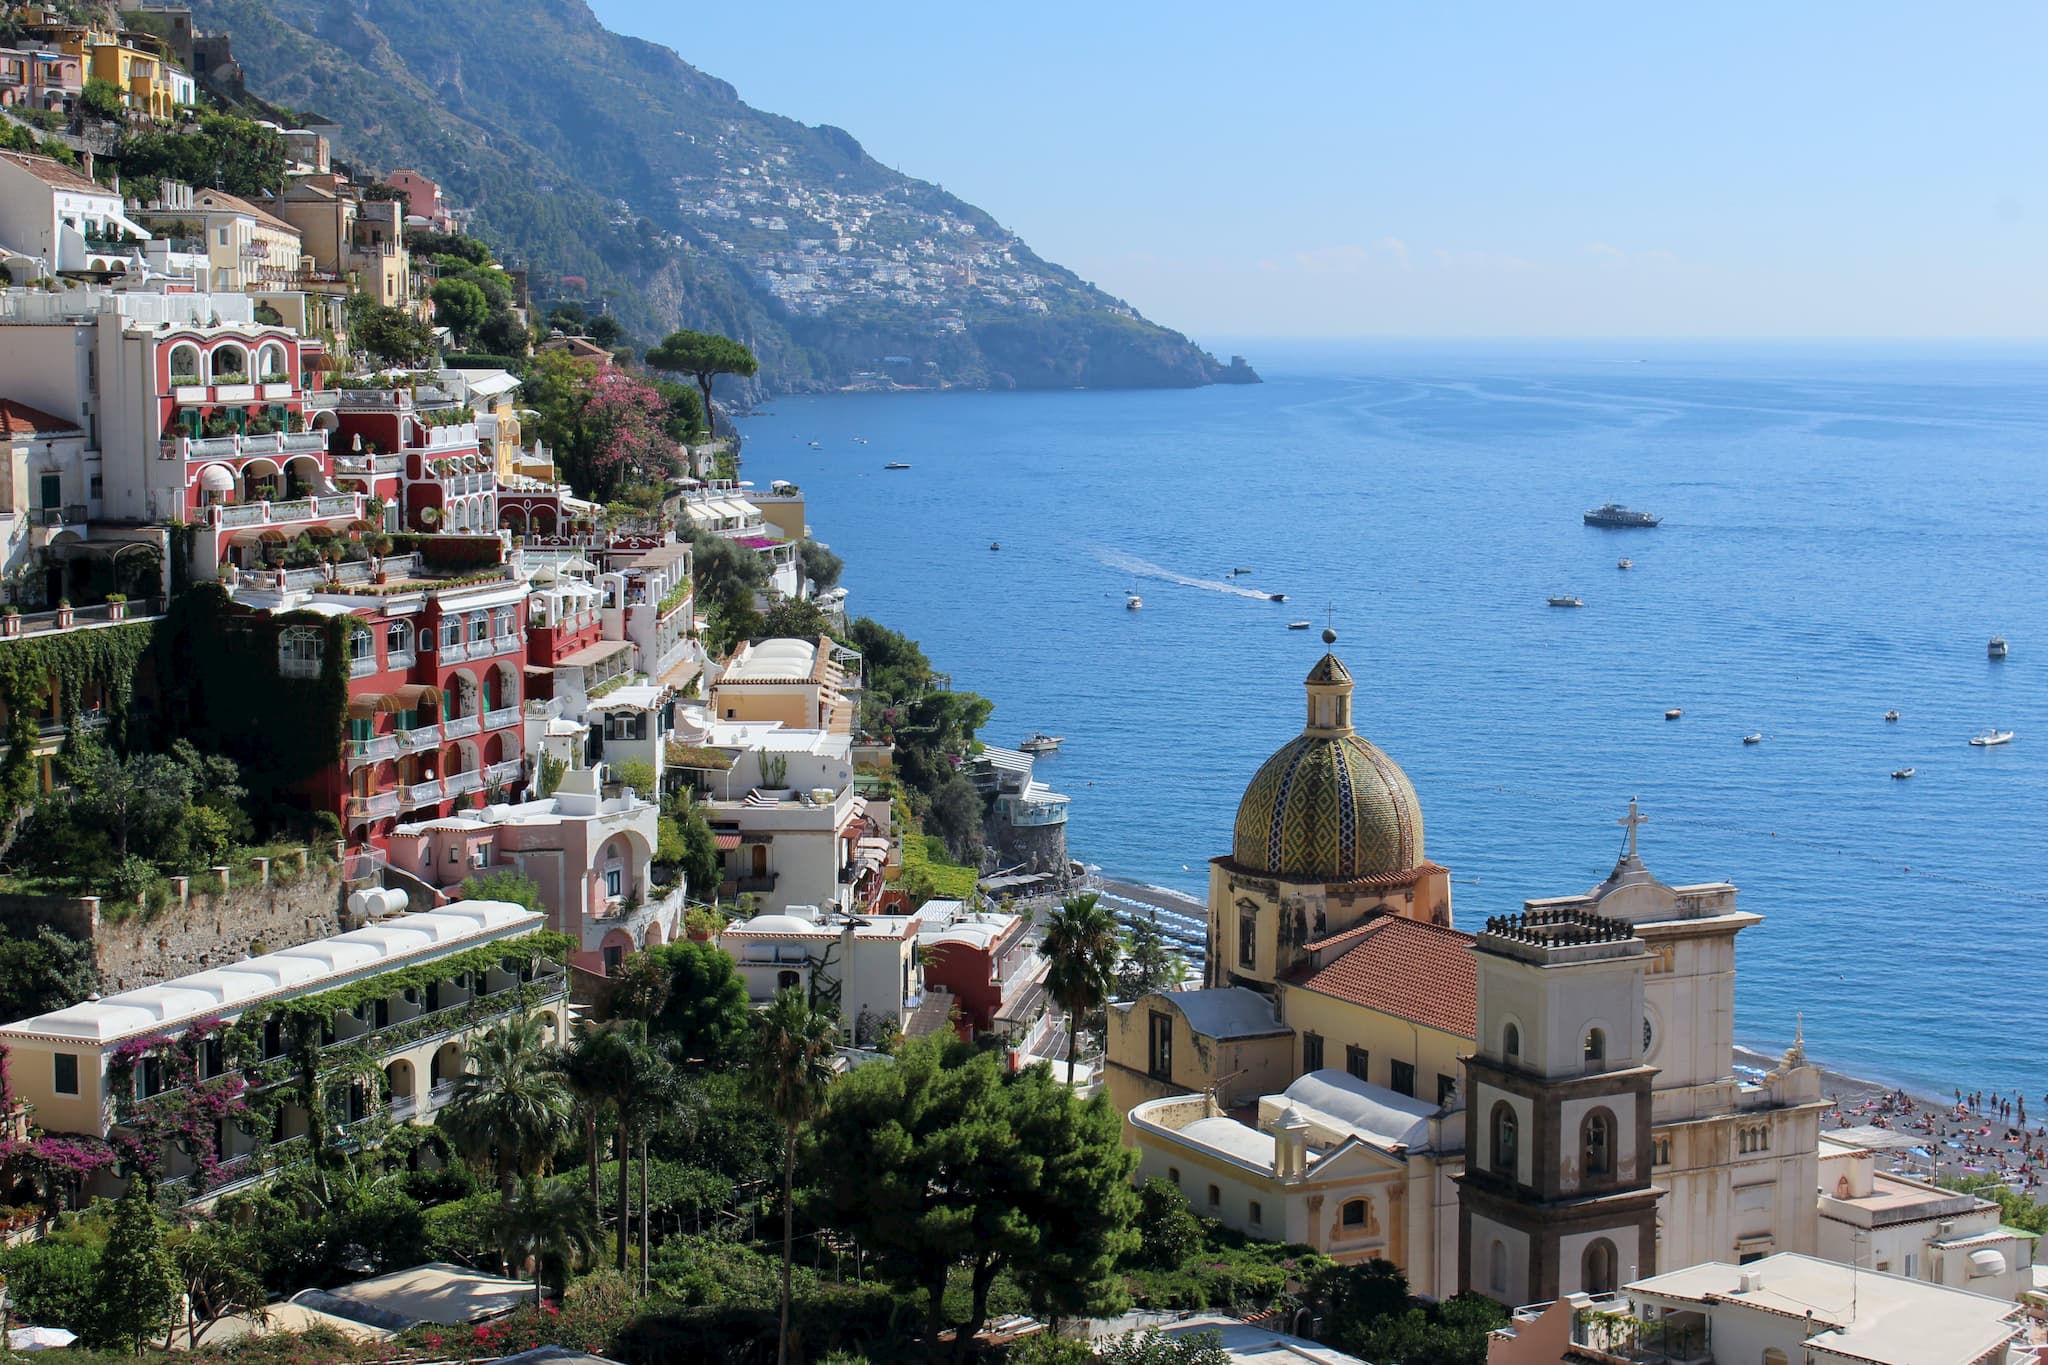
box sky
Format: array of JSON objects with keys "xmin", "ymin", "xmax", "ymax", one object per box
[{"xmin": 588, "ymin": 2, "xmax": 2047, "ymax": 339}]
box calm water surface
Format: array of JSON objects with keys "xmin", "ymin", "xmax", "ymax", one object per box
[{"xmin": 734, "ymin": 340, "xmax": 2048, "ymax": 1098}]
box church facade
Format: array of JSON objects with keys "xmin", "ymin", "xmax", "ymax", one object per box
[{"xmin": 1107, "ymin": 636, "xmax": 1825, "ymax": 1304}]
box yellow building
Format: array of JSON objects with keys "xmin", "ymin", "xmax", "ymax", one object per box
[
  {"xmin": 38, "ymin": 23, "xmax": 185, "ymax": 119},
  {"xmin": 710, "ymin": 635, "xmax": 852, "ymax": 734}
]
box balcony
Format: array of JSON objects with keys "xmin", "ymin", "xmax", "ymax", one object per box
[
  {"xmin": 442, "ymin": 713, "xmax": 481, "ymax": 740},
  {"xmin": 388, "ymin": 1094, "xmax": 417, "ymax": 1121},
  {"xmin": 395, "ymin": 724, "xmax": 440, "ymax": 752},
  {"xmin": 401, "ymin": 777, "xmax": 444, "ymax": 808},
  {"xmin": 332, "ymin": 452, "xmax": 406, "ymax": 477},
  {"xmin": 483, "ymin": 705, "xmax": 522, "ymax": 732},
  {"xmin": 735, "ymin": 873, "xmax": 779, "ymax": 893},
  {"xmin": 485, "ymin": 758, "xmax": 523, "ymax": 787},
  {"xmin": 387, "ymin": 649, "xmax": 415, "ymax": 672},
  {"xmin": 444, "ymin": 769, "xmax": 483, "ymax": 797},
  {"xmin": 346, "ymin": 791, "xmax": 399, "ymax": 820},
  {"xmin": 348, "ymin": 652, "xmax": 378, "ymax": 679},
  {"xmin": 208, "ymin": 494, "xmax": 360, "ymax": 531},
  {"xmin": 347, "ymin": 734, "xmax": 398, "ymax": 766}
]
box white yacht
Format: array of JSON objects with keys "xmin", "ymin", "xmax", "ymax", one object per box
[
  {"xmin": 1969, "ymin": 729, "xmax": 2015, "ymax": 747},
  {"xmin": 1126, "ymin": 593, "xmax": 1143, "ymax": 610}
]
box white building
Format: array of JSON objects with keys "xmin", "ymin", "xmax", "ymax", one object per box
[
  {"xmin": 1816, "ymin": 1134, "xmax": 2037, "ymax": 1304},
  {"xmin": 1494, "ymin": 1253, "xmax": 2030, "ymax": 1365},
  {"xmin": 719, "ymin": 905, "xmax": 924, "ymax": 1044},
  {"xmin": 0, "ymin": 151, "xmax": 153, "ymax": 277}
]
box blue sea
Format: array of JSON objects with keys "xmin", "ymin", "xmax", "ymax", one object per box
[{"xmin": 732, "ymin": 340, "xmax": 2048, "ymax": 1100}]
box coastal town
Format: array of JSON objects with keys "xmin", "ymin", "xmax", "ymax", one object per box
[{"xmin": 0, "ymin": 4, "xmax": 2035, "ymax": 1365}]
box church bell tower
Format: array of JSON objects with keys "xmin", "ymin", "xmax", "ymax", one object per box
[{"xmin": 1457, "ymin": 904, "xmax": 1661, "ymax": 1305}]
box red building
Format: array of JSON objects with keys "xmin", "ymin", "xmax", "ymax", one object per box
[
  {"xmin": 917, "ymin": 906, "xmax": 1051, "ymax": 1042},
  {"xmin": 328, "ymin": 381, "xmax": 495, "ymax": 536}
]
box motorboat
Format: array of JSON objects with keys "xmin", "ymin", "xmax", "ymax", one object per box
[
  {"xmin": 1584, "ymin": 502, "xmax": 1661, "ymax": 528},
  {"xmin": 1287, "ymin": 620, "xmax": 1311, "ymax": 630},
  {"xmin": 1019, "ymin": 733, "xmax": 1064, "ymax": 754},
  {"xmin": 1743, "ymin": 733, "xmax": 1762, "ymax": 745},
  {"xmin": 1969, "ymin": 729, "xmax": 2014, "ymax": 747},
  {"xmin": 1125, "ymin": 593, "xmax": 1143, "ymax": 610},
  {"xmin": 853, "ymin": 437, "xmax": 868, "ymax": 444},
  {"xmin": 1665, "ymin": 708, "xmax": 1683, "ymax": 720},
  {"xmin": 807, "ymin": 440, "xmax": 821, "ymax": 448},
  {"xmin": 1231, "ymin": 567, "xmax": 1253, "ymax": 576},
  {"xmin": 884, "ymin": 462, "xmax": 911, "ymax": 470},
  {"xmin": 1617, "ymin": 558, "xmax": 1633, "ymax": 570},
  {"xmin": 1547, "ymin": 595, "xmax": 1585, "ymax": 608},
  {"xmin": 1989, "ymin": 636, "xmax": 2008, "ymax": 659},
  {"xmin": 1892, "ymin": 767, "xmax": 1915, "ymax": 780},
  {"xmin": 1267, "ymin": 593, "xmax": 1288, "ymax": 602},
  {"xmin": 989, "ymin": 542, "xmax": 1000, "ymax": 551},
  {"xmin": 1884, "ymin": 710, "xmax": 1901, "ymax": 722}
]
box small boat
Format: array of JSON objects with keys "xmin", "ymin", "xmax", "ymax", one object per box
[
  {"xmin": 1743, "ymin": 733, "xmax": 1762, "ymax": 745},
  {"xmin": 1665, "ymin": 708, "xmax": 1683, "ymax": 720},
  {"xmin": 1884, "ymin": 710, "xmax": 1901, "ymax": 722},
  {"xmin": 1019, "ymin": 733, "xmax": 1064, "ymax": 754},
  {"xmin": 1287, "ymin": 620, "xmax": 1311, "ymax": 630},
  {"xmin": 1267, "ymin": 593, "xmax": 1287, "ymax": 602},
  {"xmin": 1231, "ymin": 567, "xmax": 1253, "ymax": 576},
  {"xmin": 989, "ymin": 542, "xmax": 1000, "ymax": 551},
  {"xmin": 1125, "ymin": 594, "xmax": 1143, "ymax": 610},
  {"xmin": 1547, "ymin": 595, "xmax": 1585, "ymax": 608},
  {"xmin": 1617, "ymin": 558, "xmax": 1633, "ymax": 570},
  {"xmin": 853, "ymin": 437, "xmax": 868, "ymax": 444},
  {"xmin": 1969, "ymin": 729, "xmax": 2015, "ymax": 747},
  {"xmin": 808, "ymin": 441, "xmax": 822, "ymax": 448},
  {"xmin": 1989, "ymin": 636, "xmax": 2008, "ymax": 659},
  {"xmin": 1584, "ymin": 502, "xmax": 1661, "ymax": 528},
  {"xmin": 1892, "ymin": 767, "xmax": 1915, "ymax": 780},
  {"xmin": 884, "ymin": 462, "xmax": 911, "ymax": 470}
]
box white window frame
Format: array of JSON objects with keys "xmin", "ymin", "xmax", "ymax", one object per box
[{"xmin": 278, "ymin": 625, "xmax": 324, "ymax": 678}]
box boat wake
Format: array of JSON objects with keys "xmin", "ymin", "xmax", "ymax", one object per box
[{"xmin": 1098, "ymin": 549, "xmax": 1275, "ymax": 601}]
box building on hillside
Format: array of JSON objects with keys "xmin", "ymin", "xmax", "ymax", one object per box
[
  {"xmin": 1129, "ymin": 1068, "xmax": 1463, "ymax": 1289},
  {"xmin": 217, "ymin": 549, "xmax": 530, "ymax": 850},
  {"xmin": 587, "ymin": 683, "xmax": 677, "ymax": 790},
  {"xmin": 387, "ymin": 765, "xmax": 681, "ymax": 975},
  {"xmin": 0, "ymin": 901, "xmax": 564, "ymax": 1204},
  {"xmin": 710, "ymin": 636, "xmax": 853, "ymax": 733},
  {"xmin": 269, "ymin": 179, "xmax": 417, "ymax": 309},
  {"xmin": 915, "ymin": 900, "xmax": 1052, "ymax": 1045},
  {"xmin": 383, "ymin": 170, "xmax": 456, "ymax": 234},
  {"xmin": 965, "ymin": 745, "xmax": 1069, "ymax": 875},
  {"xmin": 0, "ymin": 150, "xmax": 154, "ymax": 277},
  {"xmin": 442, "ymin": 370, "xmax": 523, "ymax": 479},
  {"xmin": 598, "ymin": 540, "xmax": 695, "ymax": 687},
  {"xmin": 1486, "ymin": 1253, "xmax": 2029, "ymax": 1365},
  {"xmin": 0, "ymin": 398, "xmax": 85, "ymax": 593},
  {"xmin": 719, "ymin": 905, "xmax": 927, "ymax": 1044},
  {"xmin": 749, "ymin": 478, "xmax": 808, "ymax": 544},
  {"xmin": 0, "ymin": 43, "xmax": 83, "ymax": 114},
  {"xmin": 134, "ymin": 182, "xmax": 305, "ymax": 292},
  {"xmin": 676, "ymin": 480, "xmax": 800, "ymax": 597},
  {"xmin": 1204, "ymin": 633, "xmax": 1454, "ymax": 994},
  {"xmin": 328, "ymin": 378, "xmax": 495, "ymax": 535},
  {"xmin": 0, "ymin": 283, "xmax": 343, "ymax": 597},
  {"xmin": 1815, "ymin": 1134, "xmax": 2036, "ymax": 1303},
  {"xmin": 1108, "ymin": 988, "xmax": 1298, "ymax": 1114}
]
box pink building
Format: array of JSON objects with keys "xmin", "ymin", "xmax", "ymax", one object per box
[
  {"xmin": 383, "ymin": 169, "xmax": 455, "ymax": 234},
  {"xmin": 387, "ymin": 763, "xmax": 682, "ymax": 974}
]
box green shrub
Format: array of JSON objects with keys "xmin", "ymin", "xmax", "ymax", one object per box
[{"xmin": 0, "ymin": 1241, "xmax": 99, "ymax": 1334}]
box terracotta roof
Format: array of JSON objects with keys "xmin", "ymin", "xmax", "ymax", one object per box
[
  {"xmin": 193, "ymin": 187, "xmax": 302, "ymax": 238},
  {"xmin": 0, "ymin": 150, "xmax": 108, "ymax": 196},
  {"xmin": 0, "ymin": 400, "xmax": 81, "ymax": 438},
  {"xmin": 1284, "ymin": 915, "xmax": 1476, "ymax": 1037}
]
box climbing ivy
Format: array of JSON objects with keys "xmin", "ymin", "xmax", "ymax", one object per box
[{"xmin": 0, "ymin": 622, "xmax": 158, "ymax": 807}]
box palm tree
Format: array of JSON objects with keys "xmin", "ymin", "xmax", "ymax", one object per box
[
  {"xmin": 558, "ymin": 1021, "xmax": 637, "ymax": 1219},
  {"xmin": 611, "ymin": 1029, "xmax": 677, "ymax": 1274},
  {"xmin": 492, "ymin": 1176, "xmax": 601, "ymax": 1307},
  {"xmin": 441, "ymin": 1014, "xmax": 574, "ymax": 1206},
  {"xmin": 1041, "ymin": 891, "xmax": 1121, "ymax": 1086},
  {"xmin": 745, "ymin": 988, "xmax": 838, "ymax": 1365}
]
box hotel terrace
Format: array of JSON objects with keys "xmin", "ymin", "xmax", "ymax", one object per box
[{"xmin": 0, "ymin": 901, "xmax": 565, "ymax": 1204}]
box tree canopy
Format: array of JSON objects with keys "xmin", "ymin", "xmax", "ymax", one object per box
[
  {"xmin": 646, "ymin": 941, "xmax": 752, "ymax": 1070},
  {"xmin": 646, "ymin": 330, "xmax": 758, "ymax": 435},
  {"xmin": 805, "ymin": 1037, "xmax": 1137, "ymax": 1363}
]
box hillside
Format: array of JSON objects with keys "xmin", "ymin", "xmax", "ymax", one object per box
[{"xmin": 182, "ymin": 0, "xmax": 1256, "ymax": 394}]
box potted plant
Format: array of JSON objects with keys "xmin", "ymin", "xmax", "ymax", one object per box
[
  {"xmin": 54, "ymin": 598, "xmax": 72, "ymax": 627},
  {"xmin": 105, "ymin": 591, "xmax": 128, "ymax": 621},
  {"xmin": 1, "ymin": 606, "xmax": 19, "ymax": 638}
]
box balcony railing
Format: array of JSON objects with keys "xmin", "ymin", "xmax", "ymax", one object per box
[
  {"xmin": 346, "ymin": 791, "xmax": 399, "ymax": 820},
  {"xmin": 443, "ymin": 769, "xmax": 483, "ymax": 797},
  {"xmin": 347, "ymin": 734, "xmax": 398, "ymax": 766},
  {"xmin": 348, "ymin": 652, "xmax": 378, "ymax": 678},
  {"xmin": 442, "ymin": 713, "xmax": 480, "ymax": 740},
  {"xmin": 395, "ymin": 724, "xmax": 440, "ymax": 752},
  {"xmin": 735, "ymin": 873, "xmax": 779, "ymax": 893},
  {"xmin": 483, "ymin": 705, "xmax": 521, "ymax": 731},
  {"xmin": 332, "ymin": 452, "xmax": 406, "ymax": 476},
  {"xmin": 387, "ymin": 649, "xmax": 415, "ymax": 671},
  {"xmin": 313, "ymin": 493, "xmax": 358, "ymax": 516},
  {"xmin": 485, "ymin": 759, "xmax": 523, "ymax": 787},
  {"xmin": 401, "ymin": 777, "xmax": 443, "ymax": 807}
]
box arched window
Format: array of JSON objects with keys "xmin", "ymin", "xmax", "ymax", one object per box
[
  {"xmin": 255, "ymin": 341, "xmax": 288, "ymax": 382},
  {"xmin": 776, "ymin": 969, "xmax": 800, "ymax": 991},
  {"xmin": 387, "ymin": 620, "xmax": 414, "ymax": 658},
  {"xmin": 1583, "ymin": 1027, "xmax": 1606, "ymax": 1070},
  {"xmin": 1488, "ymin": 1240, "xmax": 1507, "ymax": 1296},
  {"xmin": 168, "ymin": 343, "xmax": 201, "ymax": 385},
  {"xmin": 1341, "ymin": 1199, "xmax": 1367, "ymax": 1228},
  {"xmin": 1503, "ymin": 1021, "xmax": 1521, "ymax": 1061},
  {"xmin": 1491, "ymin": 1100, "xmax": 1519, "ymax": 1177},
  {"xmin": 210, "ymin": 342, "xmax": 248, "ymax": 380},
  {"xmin": 1583, "ymin": 1109, "xmax": 1614, "ymax": 1179},
  {"xmin": 1582, "ymin": 1237, "xmax": 1617, "ymax": 1295},
  {"xmin": 278, "ymin": 625, "xmax": 324, "ymax": 679}
]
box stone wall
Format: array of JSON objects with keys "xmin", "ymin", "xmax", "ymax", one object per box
[
  {"xmin": 0, "ymin": 855, "xmax": 349, "ymax": 994},
  {"xmin": 996, "ymin": 820, "xmax": 1068, "ymax": 876}
]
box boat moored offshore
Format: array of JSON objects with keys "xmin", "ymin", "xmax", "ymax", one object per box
[
  {"xmin": 1989, "ymin": 636, "xmax": 2009, "ymax": 659},
  {"xmin": 1969, "ymin": 729, "xmax": 2015, "ymax": 747},
  {"xmin": 1584, "ymin": 502, "xmax": 1662, "ymax": 528}
]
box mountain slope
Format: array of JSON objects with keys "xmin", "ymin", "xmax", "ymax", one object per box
[{"xmin": 187, "ymin": 0, "xmax": 1252, "ymax": 393}]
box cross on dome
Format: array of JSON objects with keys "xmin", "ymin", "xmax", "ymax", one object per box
[{"xmin": 1618, "ymin": 797, "xmax": 1647, "ymax": 861}]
